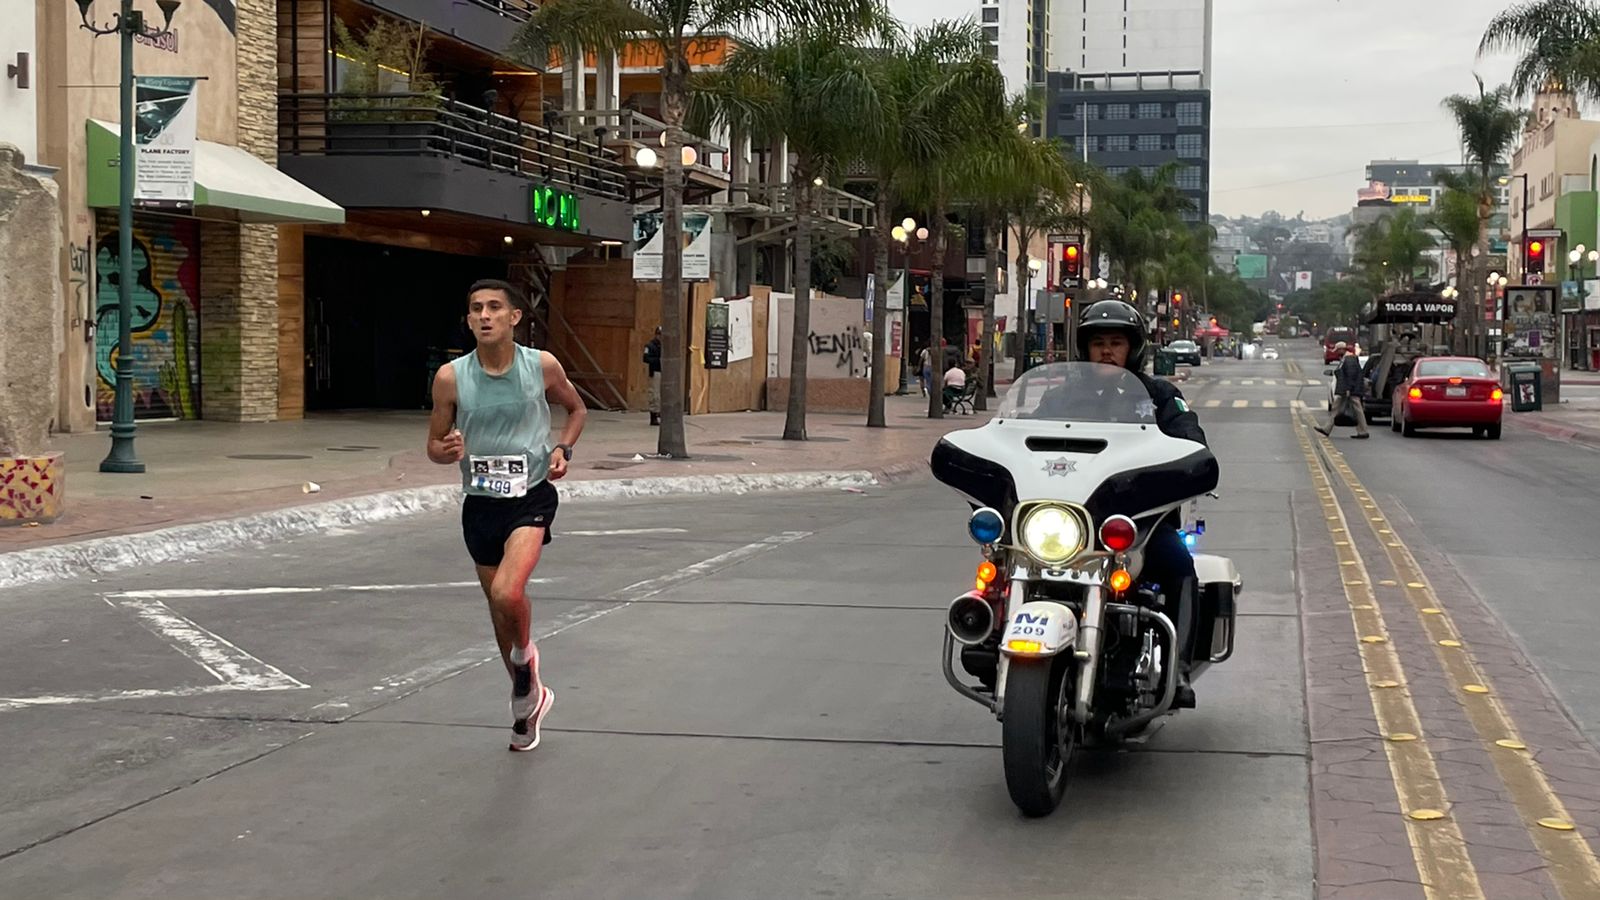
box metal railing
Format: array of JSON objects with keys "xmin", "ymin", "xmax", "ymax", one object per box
[
  {"xmin": 459, "ymin": 0, "xmax": 537, "ymax": 22},
  {"xmin": 548, "ymin": 108, "xmax": 731, "ymax": 156},
  {"xmin": 278, "ymin": 92, "xmax": 630, "ymax": 201}
]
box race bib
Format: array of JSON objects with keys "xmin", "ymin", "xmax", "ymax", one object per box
[{"xmin": 468, "ymin": 454, "xmax": 529, "ymax": 498}]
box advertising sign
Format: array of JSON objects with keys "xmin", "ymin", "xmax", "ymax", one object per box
[
  {"xmin": 633, "ymin": 212, "xmax": 712, "ymax": 281},
  {"xmin": 1505, "ymin": 286, "xmax": 1557, "ymax": 359},
  {"xmin": 133, "ymin": 76, "xmax": 199, "ymax": 208},
  {"xmin": 705, "ymin": 301, "xmax": 729, "ymax": 369}
]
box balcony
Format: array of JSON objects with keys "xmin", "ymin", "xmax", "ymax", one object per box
[
  {"xmin": 357, "ymin": 0, "xmax": 536, "ymax": 56},
  {"xmin": 278, "ymin": 92, "xmax": 634, "ymax": 241}
]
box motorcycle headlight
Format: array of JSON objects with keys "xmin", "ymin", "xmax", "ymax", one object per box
[{"xmin": 1019, "ymin": 505, "xmax": 1085, "ymax": 565}]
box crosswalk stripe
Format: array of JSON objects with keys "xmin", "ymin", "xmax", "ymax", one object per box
[
  {"xmin": 1262, "ymin": 399, "xmax": 1278, "ymax": 408},
  {"xmin": 1263, "ymin": 379, "xmax": 1277, "ymax": 385},
  {"xmin": 1241, "ymin": 379, "xmax": 1255, "ymax": 385},
  {"xmin": 1232, "ymin": 399, "xmax": 1249, "ymax": 408},
  {"xmin": 1204, "ymin": 399, "xmax": 1222, "ymax": 408},
  {"xmin": 1292, "ymin": 399, "xmax": 1307, "ymax": 409}
]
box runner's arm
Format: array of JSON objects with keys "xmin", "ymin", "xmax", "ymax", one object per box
[
  {"xmin": 542, "ymin": 351, "xmax": 588, "ymax": 450},
  {"xmin": 426, "ymin": 364, "xmax": 462, "ymax": 464}
]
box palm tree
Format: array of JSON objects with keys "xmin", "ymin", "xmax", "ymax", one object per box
[
  {"xmin": 1440, "ymin": 77, "xmax": 1524, "ymax": 357},
  {"xmin": 1088, "ymin": 163, "xmax": 1195, "ymax": 303},
  {"xmin": 1480, "ymin": 0, "xmax": 1600, "ymax": 101},
  {"xmin": 510, "ymin": 0, "xmax": 884, "ymax": 457},
  {"xmin": 696, "ymin": 25, "xmax": 889, "ymax": 440},
  {"xmin": 894, "ymin": 38, "xmax": 1006, "ymax": 419},
  {"xmin": 1431, "ymin": 172, "xmax": 1484, "ymax": 349},
  {"xmin": 857, "ymin": 20, "xmax": 992, "ymax": 426}
]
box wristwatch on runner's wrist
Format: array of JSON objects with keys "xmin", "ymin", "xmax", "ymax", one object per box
[{"xmin": 554, "ymin": 443, "xmax": 574, "ymax": 461}]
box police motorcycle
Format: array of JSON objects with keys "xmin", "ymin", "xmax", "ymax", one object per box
[{"xmin": 930, "ymin": 361, "xmax": 1242, "ymax": 817}]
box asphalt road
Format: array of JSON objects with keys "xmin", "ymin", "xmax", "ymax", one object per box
[{"xmin": 0, "ymin": 358, "xmax": 1322, "ymax": 900}]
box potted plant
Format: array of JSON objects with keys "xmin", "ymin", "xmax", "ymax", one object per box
[{"xmin": 326, "ymin": 18, "xmax": 444, "ymax": 153}]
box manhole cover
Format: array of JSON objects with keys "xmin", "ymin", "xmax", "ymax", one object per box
[
  {"xmin": 227, "ymin": 453, "xmax": 313, "ymax": 460},
  {"xmin": 741, "ymin": 435, "xmax": 849, "ymax": 443}
]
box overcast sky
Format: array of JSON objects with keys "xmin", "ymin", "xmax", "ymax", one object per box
[{"xmin": 889, "ymin": 0, "xmax": 1526, "ymax": 221}]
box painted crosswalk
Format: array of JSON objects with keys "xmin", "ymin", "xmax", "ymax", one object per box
[
  {"xmin": 1201, "ymin": 399, "xmax": 1308, "ymax": 409},
  {"xmin": 1196, "ymin": 378, "xmax": 1321, "ymax": 386}
]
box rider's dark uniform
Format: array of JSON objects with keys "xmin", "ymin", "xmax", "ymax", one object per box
[{"xmin": 1075, "ymin": 300, "xmax": 1208, "ymax": 707}]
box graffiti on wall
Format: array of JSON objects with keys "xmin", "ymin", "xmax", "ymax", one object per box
[
  {"xmin": 808, "ymin": 325, "xmax": 867, "ymax": 376},
  {"xmin": 95, "ymin": 216, "xmax": 201, "ymax": 421}
]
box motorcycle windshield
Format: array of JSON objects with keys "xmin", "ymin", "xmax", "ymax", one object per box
[{"xmin": 997, "ymin": 362, "xmax": 1159, "ymax": 425}]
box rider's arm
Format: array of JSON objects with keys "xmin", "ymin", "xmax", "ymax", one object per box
[{"xmin": 1151, "ymin": 382, "xmax": 1209, "ymax": 446}]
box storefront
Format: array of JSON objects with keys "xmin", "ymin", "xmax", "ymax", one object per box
[{"xmin": 83, "ymin": 119, "xmax": 344, "ymax": 423}]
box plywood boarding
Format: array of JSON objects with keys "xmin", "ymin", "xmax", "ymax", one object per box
[
  {"xmin": 688, "ymin": 289, "xmax": 768, "ymax": 414},
  {"xmin": 276, "ymin": 226, "xmax": 306, "ymax": 420}
]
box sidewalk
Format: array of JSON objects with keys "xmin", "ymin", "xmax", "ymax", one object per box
[
  {"xmin": 1502, "ymin": 380, "xmax": 1600, "ymax": 447},
  {"xmin": 1, "ymin": 393, "xmax": 988, "ymax": 557}
]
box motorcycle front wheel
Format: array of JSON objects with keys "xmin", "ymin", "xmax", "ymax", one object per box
[{"xmin": 1002, "ymin": 656, "xmax": 1076, "ymax": 817}]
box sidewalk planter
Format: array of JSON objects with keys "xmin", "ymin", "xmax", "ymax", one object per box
[{"xmin": 0, "ymin": 452, "xmax": 64, "ymax": 525}]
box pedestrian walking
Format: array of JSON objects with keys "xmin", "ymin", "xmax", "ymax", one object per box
[
  {"xmin": 427, "ymin": 278, "xmax": 589, "ymax": 751},
  {"xmin": 643, "ymin": 326, "xmax": 662, "ymax": 426},
  {"xmin": 1316, "ymin": 341, "xmax": 1370, "ymax": 440}
]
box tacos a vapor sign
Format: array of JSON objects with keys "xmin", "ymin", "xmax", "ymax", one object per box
[{"xmin": 133, "ymin": 76, "xmax": 199, "ymax": 208}]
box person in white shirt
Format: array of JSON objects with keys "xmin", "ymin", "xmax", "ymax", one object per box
[{"xmin": 942, "ymin": 363, "xmax": 967, "ymax": 410}]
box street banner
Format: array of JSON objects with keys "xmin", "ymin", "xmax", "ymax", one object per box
[
  {"xmin": 705, "ymin": 301, "xmax": 729, "ymax": 369},
  {"xmin": 134, "ymin": 76, "xmax": 199, "ymax": 208},
  {"xmin": 632, "ymin": 212, "xmax": 712, "ymax": 281}
]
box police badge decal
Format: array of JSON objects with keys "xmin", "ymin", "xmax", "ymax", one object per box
[{"xmin": 1043, "ymin": 457, "xmax": 1077, "ymax": 477}]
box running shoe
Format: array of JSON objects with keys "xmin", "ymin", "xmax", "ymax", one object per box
[{"xmin": 510, "ymin": 686, "xmax": 555, "ymax": 752}]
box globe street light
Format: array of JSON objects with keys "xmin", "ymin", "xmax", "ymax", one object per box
[{"xmin": 76, "ymin": 0, "xmax": 181, "ymax": 473}]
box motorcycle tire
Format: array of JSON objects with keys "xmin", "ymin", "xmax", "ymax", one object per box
[{"xmin": 1002, "ymin": 656, "xmax": 1075, "ymax": 817}]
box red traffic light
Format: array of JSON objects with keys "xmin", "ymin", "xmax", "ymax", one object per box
[
  {"xmin": 1527, "ymin": 239, "xmax": 1545, "ymax": 274},
  {"xmin": 1173, "ymin": 292, "xmax": 1183, "ymax": 305},
  {"xmin": 1062, "ymin": 242, "xmax": 1083, "ymax": 280}
]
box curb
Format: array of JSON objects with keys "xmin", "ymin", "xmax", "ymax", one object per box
[
  {"xmin": 1505, "ymin": 415, "xmax": 1600, "ymax": 448},
  {"xmin": 1, "ymin": 467, "xmax": 919, "ymax": 590}
]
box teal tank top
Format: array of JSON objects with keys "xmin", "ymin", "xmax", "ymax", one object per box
[{"xmin": 450, "ymin": 345, "xmax": 551, "ymax": 497}]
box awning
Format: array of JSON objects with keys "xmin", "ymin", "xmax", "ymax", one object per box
[{"xmin": 86, "ymin": 119, "xmax": 344, "ymax": 225}]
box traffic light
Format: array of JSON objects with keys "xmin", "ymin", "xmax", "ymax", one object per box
[
  {"xmin": 1172, "ymin": 292, "xmax": 1183, "ymax": 306},
  {"xmin": 1062, "ymin": 242, "xmax": 1082, "ymax": 281},
  {"xmin": 1526, "ymin": 239, "xmax": 1545, "ymax": 275},
  {"xmin": 1172, "ymin": 318, "xmax": 1180, "ymax": 328}
]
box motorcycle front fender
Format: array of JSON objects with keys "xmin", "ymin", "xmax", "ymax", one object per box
[{"xmin": 999, "ymin": 600, "xmax": 1078, "ymax": 658}]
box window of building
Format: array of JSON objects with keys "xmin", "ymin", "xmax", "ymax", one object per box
[
  {"xmin": 982, "ymin": 6, "xmax": 998, "ymax": 22},
  {"xmin": 984, "ymin": 25, "xmax": 998, "ymax": 43},
  {"xmin": 1137, "ymin": 103, "xmax": 1161, "ymax": 120},
  {"xmin": 1084, "ymin": 104, "xmax": 1101, "ymax": 119},
  {"xmin": 1105, "ymin": 134, "xmax": 1129, "ymax": 152},
  {"xmin": 1177, "ymin": 102, "xmax": 1203, "ymax": 126},
  {"xmin": 1177, "ymin": 133, "xmax": 1203, "ymax": 157},
  {"xmin": 1177, "ymin": 166, "xmax": 1202, "ymax": 190},
  {"xmin": 1106, "ymin": 166, "xmax": 1129, "ymax": 177},
  {"xmin": 1105, "ymin": 104, "xmax": 1130, "ymax": 120},
  {"xmin": 1141, "ymin": 165, "xmax": 1158, "ymax": 178},
  {"xmin": 1136, "ymin": 134, "xmax": 1160, "ymax": 151}
]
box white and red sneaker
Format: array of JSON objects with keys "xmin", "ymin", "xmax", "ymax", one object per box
[{"xmin": 509, "ymin": 685, "xmax": 554, "ymax": 752}]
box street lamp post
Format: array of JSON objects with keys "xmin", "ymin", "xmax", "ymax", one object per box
[
  {"xmin": 76, "ymin": 0, "xmax": 180, "ymax": 474},
  {"xmin": 1029, "ymin": 257, "xmax": 1045, "ymax": 362}
]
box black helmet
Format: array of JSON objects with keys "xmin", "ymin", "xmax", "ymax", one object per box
[{"xmin": 1076, "ymin": 298, "xmax": 1149, "ymax": 372}]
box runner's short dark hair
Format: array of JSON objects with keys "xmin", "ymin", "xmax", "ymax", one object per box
[{"xmin": 467, "ymin": 278, "xmax": 525, "ymax": 307}]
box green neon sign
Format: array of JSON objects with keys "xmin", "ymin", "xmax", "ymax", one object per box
[{"xmin": 531, "ymin": 185, "xmax": 580, "ymax": 232}]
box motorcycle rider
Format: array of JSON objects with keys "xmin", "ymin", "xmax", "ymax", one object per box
[{"xmin": 1065, "ymin": 299, "xmax": 1209, "ymax": 707}]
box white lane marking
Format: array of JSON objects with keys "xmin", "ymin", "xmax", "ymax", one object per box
[
  {"xmin": 1292, "ymin": 399, "xmax": 1307, "ymax": 409},
  {"xmin": 1232, "ymin": 399, "xmax": 1249, "ymax": 408},
  {"xmin": 1203, "ymin": 400, "xmax": 1222, "ymax": 408},
  {"xmin": 105, "ymin": 580, "xmax": 556, "ymax": 600},
  {"xmin": 1241, "ymin": 379, "xmax": 1255, "ymax": 385},
  {"xmin": 1263, "ymin": 399, "xmax": 1279, "ymax": 408},
  {"xmin": 108, "ymin": 596, "xmax": 307, "ymax": 691},
  {"xmin": 606, "ymin": 531, "xmax": 812, "ymax": 601},
  {"xmin": 563, "ymin": 528, "xmax": 689, "ymax": 536},
  {"xmin": 1263, "ymin": 378, "xmax": 1277, "ymax": 385},
  {"xmin": 0, "ymin": 683, "xmax": 303, "ymax": 712}
]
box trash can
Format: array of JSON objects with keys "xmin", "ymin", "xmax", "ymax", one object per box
[
  {"xmin": 1504, "ymin": 362, "xmax": 1542, "ymax": 412},
  {"xmin": 1153, "ymin": 350, "xmax": 1176, "ymax": 376}
]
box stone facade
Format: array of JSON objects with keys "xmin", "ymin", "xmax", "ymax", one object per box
[
  {"xmin": 0, "ymin": 145, "xmax": 63, "ymax": 455},
  {"xmin": 231, "ymin": 0, "xmax": 281, "ymax": 422}
]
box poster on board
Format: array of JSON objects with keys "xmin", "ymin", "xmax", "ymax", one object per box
[
  {"xmin": 727, "ymin": 297, "xmax": 753, "ymax": 362},
  {"xmin": 134, "ymin": 76, "xmax": 199, "ymax": 208}
]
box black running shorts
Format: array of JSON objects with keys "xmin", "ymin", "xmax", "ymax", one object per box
[{"xmin": 460, "ymin": 479, "xmax": 559, "ymax": 567}]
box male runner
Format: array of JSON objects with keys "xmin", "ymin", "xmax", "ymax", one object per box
[{"xmin": 427, "ymin": 279, "xmax": 588, "ymax": 751}]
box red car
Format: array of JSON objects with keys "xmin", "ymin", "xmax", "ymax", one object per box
[
  {"xmin": 1391, "ymin": 356, "xmax": 1503, "ymax": 439},
  {"xmin": 1323, "ymin": 328, "xmax": 1355, "ymax": 363}
]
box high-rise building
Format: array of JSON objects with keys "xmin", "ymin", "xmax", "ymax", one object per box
[
  {"xmin": 1045, "ymin": 69, "xmax": 1211, "ymax": 224},
  {"xmin": 983, "ymin": 0, "xmax": 1214, "ymax": 96}
]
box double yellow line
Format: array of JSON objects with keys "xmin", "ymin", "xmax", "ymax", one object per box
[{"xmin": 1296, "ymin": 413, "xmax": 1600, "ymax": 899}]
